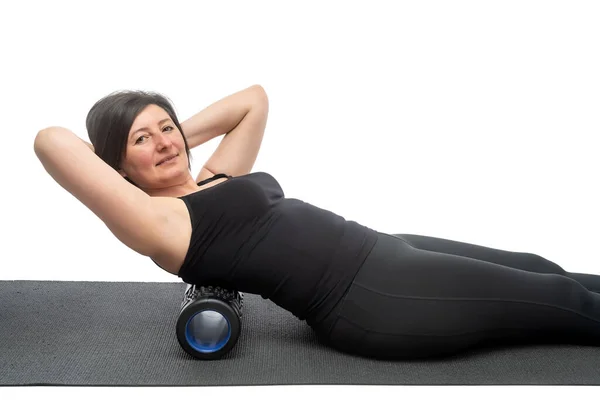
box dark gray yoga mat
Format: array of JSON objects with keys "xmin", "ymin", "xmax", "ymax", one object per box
[{"xmin": 1, "ymin": 280, "xmax": 600, "ymax": 386}]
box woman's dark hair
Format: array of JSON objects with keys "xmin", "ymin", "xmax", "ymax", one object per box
[{"xmin": 85, "ymin": 90, "xmax": 193, "ymax": 186}]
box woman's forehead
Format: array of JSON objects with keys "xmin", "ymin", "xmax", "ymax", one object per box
[{"xmin": 129, "ymin": 105, "xmax": 171, "ymax": 134}]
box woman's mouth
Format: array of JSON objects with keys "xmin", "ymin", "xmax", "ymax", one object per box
[{"xmin": 157, "ymin": 154, "xmax": 178, "ymax": 166}]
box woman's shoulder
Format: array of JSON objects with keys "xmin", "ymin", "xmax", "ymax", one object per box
[
  {"xmin": 148, "ymin": 176, "xmax": 231, "ymax": 275},
  {"xmin": 148, "ymin": 196, "xmax": 193, "ymax": 275}
]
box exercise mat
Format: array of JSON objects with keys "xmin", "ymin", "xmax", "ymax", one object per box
[{"xmin": 1, "ymin": 280, "xmax": 599, "ymax": 386}]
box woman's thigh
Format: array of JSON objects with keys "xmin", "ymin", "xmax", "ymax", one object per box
[
  {"xmin": 391, "ymin": 233, "xmax": 565, "ymax": 274},
  {"xmin": 390, "ymin": 233, "xmax": 600, "ymax": 293},
  {"xmin": 323, "ymin": 233, "xmax": 600, "ymax": 359}
]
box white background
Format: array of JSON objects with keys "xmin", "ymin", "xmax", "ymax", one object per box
[{"xmin": 2, "ymin": 0, "xmax": 599, "ymax": 397}]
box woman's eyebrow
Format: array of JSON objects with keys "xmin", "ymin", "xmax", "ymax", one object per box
[{"xmin": 130, "ymin": 118, "xmax": 172, "ymax": 136}]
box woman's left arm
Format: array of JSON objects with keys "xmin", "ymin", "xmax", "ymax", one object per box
[{"xmin": 180, "ymin": 84, "xmax": 268, "ymax": 150}]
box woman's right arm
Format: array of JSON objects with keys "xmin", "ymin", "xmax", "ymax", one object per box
[
  {"xmin": 80, "ymin": 137, "xmax": 94, "ymax": 152},
  {"xmin": 33, "ymin": 127, "xmax": 168, "ymax": 258}
]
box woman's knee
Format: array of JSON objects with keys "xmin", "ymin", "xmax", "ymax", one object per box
[{"xmin": 523, "ymin": 252, "xmax": 566, "ymax": 275}]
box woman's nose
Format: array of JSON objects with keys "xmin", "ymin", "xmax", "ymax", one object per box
[{"xmin": 155, "ymin": 132, "xmax": 173, "ymax": 148}]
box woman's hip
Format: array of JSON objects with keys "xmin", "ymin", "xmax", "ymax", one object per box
[{"xmin": 311, "ymin": 232, "xmax": 411, "ymax": 342}]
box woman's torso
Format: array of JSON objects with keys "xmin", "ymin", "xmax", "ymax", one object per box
[{"xmin": 144, "ymin": 171, "xmax": 379, "ymax": 324}]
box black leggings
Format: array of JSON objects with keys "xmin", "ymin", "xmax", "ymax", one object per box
[{"xmin": 314, "ymin": 232, "xmax": 600, "ymax": 359}]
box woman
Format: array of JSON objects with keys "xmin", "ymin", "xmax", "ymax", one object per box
[{"xmin": 34, "ymin": 84, "xmax": 600, "ymax": 360}]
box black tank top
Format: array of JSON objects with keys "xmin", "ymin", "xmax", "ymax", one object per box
[{"xmin": 161, "ymin": 172, "xmax": 379, "ymax": 326}]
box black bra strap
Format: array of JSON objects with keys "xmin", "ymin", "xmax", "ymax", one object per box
[{"xmin": 197, "ymin": 173, "xmax": 233, "ymax": 187}]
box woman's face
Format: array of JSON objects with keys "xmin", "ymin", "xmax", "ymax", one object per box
[{"xmin": 119, "ymin": 104, "xmax": 189, "ymax": 188}]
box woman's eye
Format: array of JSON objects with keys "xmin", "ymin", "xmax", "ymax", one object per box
[{"xmin": 135, "ymin": 126, "xmax": 173, "ymax": 144}]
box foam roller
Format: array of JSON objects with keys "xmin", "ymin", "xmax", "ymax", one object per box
[{"xmin": 176, "ymin": 284, "xmax": 244, "ymax": 360}]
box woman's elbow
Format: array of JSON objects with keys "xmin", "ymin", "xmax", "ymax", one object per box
[{"xmin": 34, "ymin": 127, "xmax": 68, "ymax": 155}]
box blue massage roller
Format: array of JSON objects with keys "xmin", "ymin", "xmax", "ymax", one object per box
[{"xmin": 176, "ymin": 284, "xmax": 244, "ymax": 360}]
